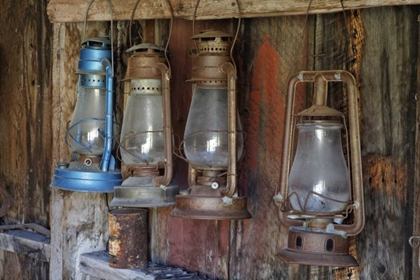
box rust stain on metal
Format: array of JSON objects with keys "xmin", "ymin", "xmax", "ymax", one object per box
[{"xmin": 108, "ymin": 209, "xmax": 148, "ymax": 268}]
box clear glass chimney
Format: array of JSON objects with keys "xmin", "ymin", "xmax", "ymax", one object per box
[
  {"xmin": 67, "ymin": 78, "xmax": 107, "ymax": 156},
  {"xmin": 184, "ymin": 86, "xmax": 244, "ymax": 169},
  {"xmin": 288, "ymin": 121, "xmax": 350, "ymax": 213},
  {"xmin": 120, "ymin": 79, "xmax": 164, "ymax": 165}
]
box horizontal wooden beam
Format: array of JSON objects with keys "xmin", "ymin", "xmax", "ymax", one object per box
[
  {"xmin": 0, "ymin": 230, "xmax": 50, "ymax": 262},
  {"xmin": 47, "ymin": 0, "xmax": 420, "ymax": 23}
]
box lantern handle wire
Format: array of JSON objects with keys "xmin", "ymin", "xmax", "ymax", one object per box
[
  {"xmin": 129, "ymin": 0, "xmax": 174, "ymax": 77},
  {"xmin": 82, "ymin": 0, "xmax": 114, "ymax": 77}
]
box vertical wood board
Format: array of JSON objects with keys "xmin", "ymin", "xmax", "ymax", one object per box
[{"xmin": 0, "ymin": 0, "xmax": 52, "ymax": 278}]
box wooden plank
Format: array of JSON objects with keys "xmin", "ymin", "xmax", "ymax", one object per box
[
  {"xmin": 0, "ymin": 230, "xmax": 50, "ymax": 262},
  {"xmin": 47, "ymin": 0, "xmax": 420, "ymax": 23},
  {"xmin": 79, "ymin": 251, "xmax": 154, "ymax": 280},
  {"xmin": 79, "ymin": 251, "xmax": 205, "ymax": 280},
  {"xmin": 0, "ymin": 0, "xmax": 52, "ymax": 278},
  {"xmin": 355, "ymin": 6, "xmax": 417, "ymax": 280},
  {"xmin": 413, "ymin": 9, "xmax": 420, "ymax": 279},
  {"xmin": 229, "ymin": 16, "xmax": 308, "ymax": 279}
]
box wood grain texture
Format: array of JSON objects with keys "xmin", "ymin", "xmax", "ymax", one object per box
[
  {"xmin": 230, "ymin": 16, "xmax": 308, "ymax": 279},
  {"xmin": 47, "ymin": 0, "xmax": 420, "ymax": 22},
  {"xmin": 414, "ymin": 8, "xmax": 420, "ymax": 279},
  {"xmin": 356, "ymin": 6, "xmax": 418, "ymax": 280},
  {"xmin": 165, "ymin": 19, "xmax": 235, "ymax": 279},
  {"xmin": 0, "ymin": 230, "xmax": 50, "ymax": 262},
  {"xmin": 0, "ymin": 0, "xmax": 52, "ymax": 278}
]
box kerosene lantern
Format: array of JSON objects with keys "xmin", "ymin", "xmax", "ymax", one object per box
[
  {"xmin": 275, "ymin": 71, "xmax": 364, "ymax": 267},
  {"xmin": 110, "ymin": 43, "xmax": 178, "ymax": 207},
  {"xmin": 170, "ymin": 30, "xmax": 251, "ymax": 220},
  {"xmin": 51, "ymin": 0, "xmax": 121, "ymax": 192}
]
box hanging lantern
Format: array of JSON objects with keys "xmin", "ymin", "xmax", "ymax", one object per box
[
  {"xmin": 51, "ymin": 1, "xmax": 121, "ymax": 192},
  {"xmin": 275, "ymin": 71, "xmax": 364, "ymax": 267},
  {"xmin": 110, "ymin": 43, "xmax": 178, "ymax": 207},
  {"xmin": 170, "ymin": 30, "xmax": 251, "ymax": 220}
]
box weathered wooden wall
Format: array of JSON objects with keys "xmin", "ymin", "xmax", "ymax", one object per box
[
  {"xmin": 0, "ymin": 0, "xmax": 52, "ymax": 279},
  {"xmin": 161, "ymin": 5, "xmax": 419, "ymax": 280},
  {"xmin": 1, "ymin": 1, "xmax": 419, "ymax": 279}
]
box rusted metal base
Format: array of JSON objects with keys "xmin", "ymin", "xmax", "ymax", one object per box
[
  {"xmin": 277, "ymin": 229, "xmax": 358, "ymax": 267},
  {"xmin": 110, "ymin": 176, "xmax": 178, "ymax": 208},
  {"xmin": 108, "ymin": 209, "xmax": 148, "ymax": 269},
  {"xmin": 171, "ymin": 195, "xmax": 251, "ymax": 220}
]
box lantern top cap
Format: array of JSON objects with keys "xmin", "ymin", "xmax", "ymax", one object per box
[
  {"xmin": 81, "ymin": 37, "xmax": 111, "ymax": 49},
  {"xmin": 295, "ymin": 105, "xmax": 344, "ymax": 118},
  {"xmin": 192, "ymin": 30, "xmax": 233, "ymax": 40},
  {"xmin": 126, "ymin": 43, "xmax": 165, "ymax": 54}
]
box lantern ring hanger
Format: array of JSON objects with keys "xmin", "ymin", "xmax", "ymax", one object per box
[
  {"xmin": 129, "ymin": 0, "xmax": 174, "ymax": 78},
  {"xmin": 82, "ymin": 0, "xmax": 115, "ymax": 77},
  {"xmin": 192, "ymin": 0, "xmax": 241, "ymax": 69},
  {"xmin": 410, "ymin": 236, "xmax": 420, "ymax": 248}
]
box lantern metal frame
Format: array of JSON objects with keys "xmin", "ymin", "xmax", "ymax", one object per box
[
  {"xmin": 170, "ymin": 23, "xmax": 251, "ymax": 219},
  {"xmin": 276, "ymin": 70, "xmax": 364, "ymax": 267},
  {"xmin": 51, "ymin": 0, "xmax": 122, "ymax": 193},
  {"xmin": 110, "ymin": 0, "xmax": 178, "ymax": 207},
  {"xmin": 110, "ymin": 44, "xmax": 179, "ymax": 207}
]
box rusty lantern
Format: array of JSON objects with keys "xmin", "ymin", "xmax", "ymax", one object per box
[
  {"xmin": 110, "ymin": 43, "xmax": 178, "ymax": 207},
  {"xmin": 170, "ymin": 30, "xmax": 251, "ymax": 220},
  {"xmin": 276, "ymin": 71, "xmax": 364, "ymax": 267}
]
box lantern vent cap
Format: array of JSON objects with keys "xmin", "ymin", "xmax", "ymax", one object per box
[
  {"xmin": 81, "ymin": 37, "xmax": 111, "ymax": 49},
  {"xmin": 295, "ymin": 105, "xmax": 344, "ymax": 117},
  {"xmin": 126, "ymin": 43, "xmax": 165, "ymax": 55},
  {"xmin": 192, "ymin": 30, "xmax": 232, "ymax": 55},
  {"xmin": 192, "ymin": 30, "xmax": 232, "ymax": 40}
]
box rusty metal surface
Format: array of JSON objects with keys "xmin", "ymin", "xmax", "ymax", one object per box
[
  {"xmin": 111, "ymin": 176, "xmax": 178, "ymax": 207},
  {"xmin": 278, "ymin": 71, "xmax": 364, "ymax": 236},
  {"xmin": 277, "ymin": 229, "xmax": 358, "ymax": 267},
  {"xmin": 123, "ymin": 47, "xmax": 166, "ymax": 80},
  {"xmin": 171, "ymin": 194, "xmax": 251, "ymax": 220},
  {"xmin": 174, "ymin": 28, "xmax": 249, "ymax": 220},
  {"xmin": 121, "ymin": 43, "xmax": 174, "ymax": 189},
  {"xmin": 121, "ymin": 164, "xmax": 160, "ymax": 180},
  {"xmin": 188, "ymin": 55, "xmax": 231, "ymax": 85},
  {"xmin": 108, "ymin": 209, "xmax": 148, "ymax": 268}
]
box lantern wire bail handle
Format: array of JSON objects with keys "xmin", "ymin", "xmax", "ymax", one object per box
[
  {"xmin": 192, "ymin": 0, "xmax": 241, "ymax": 70},
  {"xmin": 82, "ymin": 0, "xmax": 115, "ymax": 77},
  {"xmin": 129, "ymin": 0, "xmax": 174, "ymax": 78}
]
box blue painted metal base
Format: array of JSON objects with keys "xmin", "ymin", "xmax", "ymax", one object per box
[{"xmin": 51, "ymin": 162, "xmax": 122, "ymax": 193}]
